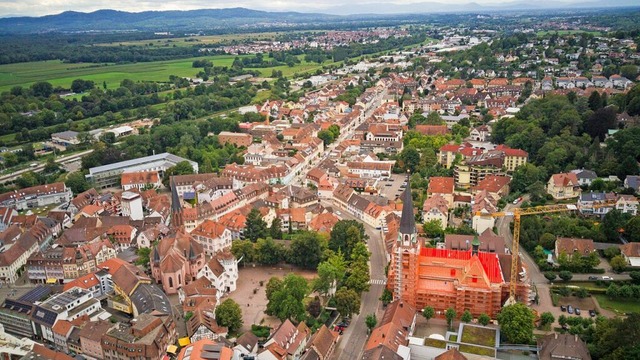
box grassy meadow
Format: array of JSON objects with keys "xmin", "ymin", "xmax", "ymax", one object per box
[
  {"xmin": 0, "ymin": 54, "xmax": 339, "ymax": 93},
  {"xmin": 0, "ymin": 55, "xmax": 243, "ymax": 93}
]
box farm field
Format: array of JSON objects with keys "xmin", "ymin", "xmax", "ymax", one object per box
[
  {"xmin": 0, "ymin": 54, "xmax": 338, "ymax": 93},
  {"xmin": 94, "ymin": 31, "xmax": 319, "ymax": 48},
  {"xmin": 0, "ymin": 55, "xmax": 243, "ymax": 93}
]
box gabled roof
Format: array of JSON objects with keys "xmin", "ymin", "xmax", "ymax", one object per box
[
  {"xmin": 620, "ymin": 242, "xmax": 640, "ymax": 258},
  {"xmin": 556, "ymin": 237, "xmax": 595, "ymax": 255},
  {"xmin": 537, "ymin": 333, "xmax": 591, "ymax": 360},
  {"xmin": 550, "ymin": 173, "xmax": 579, "ymax": 187},
  {"xmin": 435, "ymin": 349, "xmax": 468, "ymax": 360},
  {"xmin": 428, "ymin": 177, "xmax": 454, "ymax": 195}
]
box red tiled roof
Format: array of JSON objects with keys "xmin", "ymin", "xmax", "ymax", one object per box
[
  {"xmin": 428, "ymin": 177, "xmax": 454, "ymax": 195},
  {"xmin": 419, "ymin": 248, "xmax": 504, "ymax": 284}
]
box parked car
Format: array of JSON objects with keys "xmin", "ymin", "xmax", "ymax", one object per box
[
  {"xmin": 512, "ymin": 197, "xmax": 522, "ymax": 204},
  {"xmin": 588, "ymin": 276, "xmax": 598, "ymax": 280},
  {"xmin": 602, "ymin": 276, "xmax": 613, "ymax": 280},
  {"xmin": 335, "ymin": 211, "xmax": 341, "ymax": 216},
  {"xmin": 575, "ymin": 308, "xmax": 581, "ymax": 315},
  {"xmin": 567, "ymin": 305, "xmax": 574, "ymax": 314},
  {"xmin": 560, "ymin": 305, "xmax": 567, "ymax": 312},
  {"xmin": 589, "ymin": 309, "xmax": 597, "ymax": 317}
]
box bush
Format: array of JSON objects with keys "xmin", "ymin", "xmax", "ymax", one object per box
[
  {"xmin": 251, "ymin": 324, "xmax": 271, "ymax": 339},
  {"xmin": 559, "ymin": 271, "xmax": 573, "ymax": 282},
  {"xmin": 544, "ymin": 272, "xmax": 557, "ymax": 282}
]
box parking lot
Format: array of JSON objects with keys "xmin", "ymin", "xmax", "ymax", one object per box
[{"xmin": 378, "ymin": 174, "xmax": 409, "ymax": 201}]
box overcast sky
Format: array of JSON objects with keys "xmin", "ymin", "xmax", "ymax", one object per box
[{"xmin": 0, "ymin": 0, "xmax": 592, "ymax": 17}]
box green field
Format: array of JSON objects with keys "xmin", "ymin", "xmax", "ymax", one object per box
[
  {"xmin": 594, "ymin": 294, "xmax": 640, "ymax": 314},
  {"xmin": 0, "ymin": 55, "xmax": 243, "ymax": 93},
  {"xmin": 0, "ymin": 54, "xmax": 340, "ymax": 93}
]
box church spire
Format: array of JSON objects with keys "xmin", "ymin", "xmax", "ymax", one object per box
[{"xmin": 399, "ymin": 172, "xmax": 416, "ymax": 235}]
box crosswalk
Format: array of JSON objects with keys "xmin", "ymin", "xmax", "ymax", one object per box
[{"xmin": 369, "ymin": 279, "xmax": 387, "ymax": 285}]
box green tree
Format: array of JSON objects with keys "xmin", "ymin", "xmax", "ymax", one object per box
[
  {"xmin": 445, "ymin": 308, "xmax": 457, "ymax": 329},
  {"xmin": 629, "ymin": 271, "xmax": 640, "ymax": 284},
  {"xmin": 65, "ymin": 172, "xmax": 91, "ymax": 194},
  {"xmin": 461, "ymin": 310, "xmax": 473, "ymax": 323},
  {"xmin": 544, "ymin": 272, "xmax": 557, "ymax": 282},
  {"xmin": 335, "ymin": 287, "xmax": 361, "ymax": 318},
  {"xmin": 329, "ymin": 220, "xmax": 366, "ymax": 259},
  {"xmin": 366, "ymin": 314, "xmax": 377, "ymax": 332},
  {"xmin": 497, "ymin": 303, "xmax": 535, "ymax": 344},
  {"xmin": 317, "ymin": 130, "xmax": 335, "ymax": 145},
  {"xmin": 245, "ymin": 208, "xmax": 268, "ymax": 242},
  {"xmin": 215, "ymin": 299, "xmax": 243, "ymax": 333},
  {"xmin": 559, "ymin": 271, "xmax": 573, "ymax": 282},
  {"xmin": 270, "ymin": 218, "xmax": 283, "ymax": 239},
  {"xmin": 422, "ymin": 306, "xmax": 435, "ymax": 323},
  {"xmin": 398, "ymin": 146, "xmax": 420, "ymax": 173},
  {"xmin": 255, "ymin": 238, "xmax": 283, "ymax": 265},
  {"xmin": 265, "ymin": 277, "xmax": 283, "ymax": 300},
  {"xmin": 478, "ymin": 313, "xmax": 491, "ymax": 326},
  {"xmin": 425, "ymin": 111, "xmax": 445, "ymax": 125},
  {"xmin": 135, "ymin": 247, "xmax": 151, "ymax": 267},
  {"xmin": 540, "ymin": 312, "xmax": 555, "ymax": 328},
  {"xmin": 344, "ymin": 261, "xmax": 370, "ymax": 294},
  {"xmin": 602, "ymin": 210, "xmax": 631, "ymax": 242},
  {"xmin": 231, "ymin": 239, "xmax": 255, "ymax": 264},
  {"xmin": 620, "ymin": 64, "xmax": 638, "ymax": 80},
  {"xmin": 162, "ymin": 161, "xmax": 194, "ymax": 187},
  {"xmin": 266, "ymin": 274, "xmax": 308, "ymax": 321},
  {"xmin": 624, "ymin": 217, "xmax": 640, "ymax": 243},
  {"xmin": 289, "ymin": 231, "xmax": 326, "ymax": 269},
  {"xmin": 313, "ymin": 252, "xmax": 346, "ymax": 297},
  {"xmin": 611, "ymin": 255, "xmax": 628, "ymax": 273}
]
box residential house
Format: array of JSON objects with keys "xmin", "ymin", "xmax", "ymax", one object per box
[
  {"xmin": 620, "ymin": 243, "xmax": 640, "ymax": 267},
  {"xmin": 51, "ymin": 131, "xmax": 80, "ymax": 148},
  {"xmin": 547, "ymin": 173, "xmax": 581, "ymax": 200},
  {"xmin": 616, "ymin": 194, "xmax": 638, "ymax": 216},
  {"xmin": 191, "ymin": 220, "xmax": 233, "ymax": 256},
  {"xmin": 0, "ymin": 207, "xmax": 17, "ymax": 232},
  {"xmin": 259, "ymin": 319, "xmax": 311, "ymax": 360},
  {"xmin": 624, "ymin": 175, "xmax": 640, "ymax": 192},
  {"xmin": 538, "ymin": 333, "xmax": 591, "ymax": 360},
  {"xmin": 79, "ymin": 319, "xmax": 115, "ymax": 360},
  {"xmin": 0, "ymin": 183, "xmax": 72, "ymax": 211},
  {"xmin": 100, "ymin": 312, "xmax": 177, "ymax": 360},
  {"xmin": 469, "ymin": 125, "xmax": 491, "ymax": 142},
  {"xmin": 422, "ymin": 195, "xmax": 449, "ymax": 229},
  {"xmin": 472, "ymin": 190, "xmax": 499, "ymax": 235},
  {"xmin": 577, "ymin": 192, "xmax": 616, "ymax": 216},
  {"xmin": 197, "ymin": 251, "xmax": 239, "ymax": 296},
  {"xmin": 300, "ymin": 325, "xmax": 339, "ymax": 360},
  {"xmin": 444, "ymin": 230, "xmax": 507, "ymax": 254},
  {"xmin": 234, "ymin": 332, "xmax": 260, "ymax": 358},
  {"xmin": 427, "ymin": 177, "xmax": 455, "ymax": 207},
  {"xmin": 121, "ymin": 171, "xmax": 162, "ymax": 191},
  {"xmin": 472, "ymin": 175, "xmax": 510, "ymax": 198},
  {"xmin": 177, "ymin": 339, "xmax": 234, "ymax": 360},
  {"xmin": 555, "ymin": 237, "xmax": 595, "ymax": 259},
  {"xmin": 363, "ymin": 301, "xmax": 416, "ymax": 360},
  {"xmin": 571, "ymin": 169, "xmax": 598, "ymax": 187}
]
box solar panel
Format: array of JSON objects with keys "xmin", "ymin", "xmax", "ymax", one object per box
[{"xmin": 18, "ymin": 285, "xmax": 52, "ymax": 304}]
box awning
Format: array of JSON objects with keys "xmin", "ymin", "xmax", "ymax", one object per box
[
  {"xmin": 166, "ymin": 345, "xmax": 178, "ymax": 354},
  {"xmin": 178, "ymin": 337, "xmax": 191, "ymax": 347},
  {"xmin": 46, "ymin": 278, "xmax": 57, "ymax": 284}
]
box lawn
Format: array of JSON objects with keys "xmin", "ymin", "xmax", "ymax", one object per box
[
  {"xmin": 460, "ymin": 325, "xmax": 496, "ymax": 347},
  {"xmin": 0, "ymin": 55, "xmax": 246, "ymax": 93},
  {"xmin": 458, "ymin": 344, "xmax": 496, "ymax": 357},
  {"xmin": 424, "ymin": 338, "xmax": 447, "ymax": 348},
  {"xmin": 594, "ymin": 294, "xmax": 640, "ymax": 314}
]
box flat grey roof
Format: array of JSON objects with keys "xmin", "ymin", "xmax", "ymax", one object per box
[{"xmin": 88, "ymin": 152, "xmax": 196, "ymax": 175}]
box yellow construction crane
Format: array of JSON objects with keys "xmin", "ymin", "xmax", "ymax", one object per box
[{"xmin": 478, "ymin": 199, "xmax": 618, "ymax": 305}]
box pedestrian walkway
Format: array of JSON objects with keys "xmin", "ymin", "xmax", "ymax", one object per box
[{"xmin": 369, "ymin": 279, "xmax": 387, "ymax": 285}]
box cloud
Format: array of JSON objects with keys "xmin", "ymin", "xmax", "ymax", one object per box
[{"xmin": 0, "ymin": 0, "xmax": 561, "ymax": 17}]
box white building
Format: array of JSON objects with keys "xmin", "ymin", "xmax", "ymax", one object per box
[
  {"xmin": 120, "ymin": 191, "xmax": 144, "ymax": 221},
  {"xmin": 191, "ymin": 221, "xmax": 233, "ymax": 256},
  {"xmin": 197, "ymin": 252, "xmax": 239, "ymax": 298}
]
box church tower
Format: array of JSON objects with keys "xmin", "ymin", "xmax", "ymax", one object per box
[{"xmin": 392, "ymin": 174, "xmax": 421, "ymax": 307}]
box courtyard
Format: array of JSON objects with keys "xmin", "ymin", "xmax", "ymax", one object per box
[{"xmin": 226, "ymin": 265, "xmax": 316, "ymax": 332}]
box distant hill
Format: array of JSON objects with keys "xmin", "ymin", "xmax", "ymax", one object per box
[
  {"xmin": 323, "ymin": 0, "xmax": 640, "ymax": 15},
  {"xmin": 0, "ymin": 1, "xmax": 639, "ymax": 34},
  {"xmin": 0, "ymin": 8, "xmax": 341, "ymax": 34}
]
